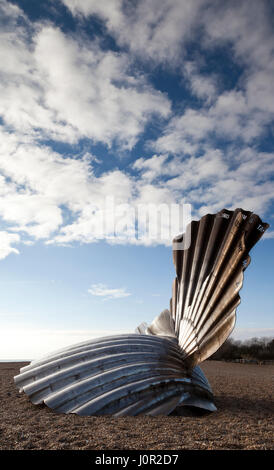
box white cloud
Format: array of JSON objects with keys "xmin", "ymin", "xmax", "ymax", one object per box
[
  {"xmin": 263, "ymin": 231, "xmax": 274, "ymax": 239},
  {"xmin": 62, "ymin": 0, "xmax": 204, "ymax": 63},
  {"xmin": 203, "ymin": 1, "xmax": 274, "ymax": 127},
  {"xmin": 0, "ymin": 2, "xmax": 170, "ymax": 149},
  {"xmin": 88, "ymin": 283, "xmax": 131, "ymax": 300},
  {"xmin": 34, "ymin": 26, "xmax": 170, "ymax": 149},
  {"xmin": 0, "ymin": 231, "xmax": 20, "ymax": 260},
  {"xmin": 0, "ymin": 129, "xmax": 181, "ymax": 249},
  {"xmin": 62, "ymin": 1, "xmax": 274, "ymax": 147},
  {"xmin": 133, "ymin": 146, "xmax": 274, "ymax": 218},
  {"xmin": 62, "ymin": 0, "xmax": 274, "ymax": 88},
  {"xmin": 62, "ymin": 0, "xmax": 123, "ymax": 28},
  {"xmin": 133, "ymin": 154, "xmax": 170, "ymax": 182},
  {"xmin": 153, "ymin": 87, "xmax": 272, "ymax": 158},
  {"xmin": 0, "ymin": 0, "xmax": 273, "ymax": 258},
  {"xmin": 0, "ymin": 129, "xmax": 91, "ymax": 240},
  {"xmin": 0, "ymin": 124, "xmax": 272, "ymax": 254},
  {"xmin": 183, "ymin": 61, "xmax": 218, "ymax": 103}
]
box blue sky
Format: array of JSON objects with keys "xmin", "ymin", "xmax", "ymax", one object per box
[{"xmin": 0, "ymin": 0, "xmax": 273, "ymax": 359}]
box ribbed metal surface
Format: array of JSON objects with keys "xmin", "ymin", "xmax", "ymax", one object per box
[
  {"xmin": 170, "ymin": 208, "xmax": 269, "ymax": 366},
  {"xmin": 14, "ymin": 334, "xmax": 215, "ymax": 415},
  {"xmin": 14, "ymin": 208, "xmax": 268, "ymax": 415}
]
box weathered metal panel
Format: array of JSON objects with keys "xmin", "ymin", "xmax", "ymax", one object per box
[{"xmin": 171, "ymin": 208, "xmax": 269, "ymax": 365}]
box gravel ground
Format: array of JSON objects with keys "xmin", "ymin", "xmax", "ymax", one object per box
[{"xmin": 0, "ymin": 360, "xmax": 273, "ymax": 450}]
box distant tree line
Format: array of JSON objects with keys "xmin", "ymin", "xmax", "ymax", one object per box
[{"xmin": 210, "ymin": 337, "xmax": 274, "ymax": 361}]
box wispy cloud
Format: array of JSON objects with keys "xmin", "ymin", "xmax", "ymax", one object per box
[
  {"xmin": 88, "ymin": 283, "xmax": 131, "ymax": 300},
  {"xmin": 0, "ymin": 231, "xmax": 19, "ymax": 260},
  {"xmin": 62, "ymin": 0, "xmax": 204, "ymax": 64},
  {"xmin": 263, "ymin": 230, "xmax": 274, "ymax": 239}
]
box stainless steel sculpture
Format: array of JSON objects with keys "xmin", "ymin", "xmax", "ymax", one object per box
[{"xmin": 14, "ymin": 208, "xmax": 269, "ymax": 416}]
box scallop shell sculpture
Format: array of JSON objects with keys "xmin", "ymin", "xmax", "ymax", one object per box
[{"xmin": 14, "ymin": 208, "xmax": 269, "ymax": 416}]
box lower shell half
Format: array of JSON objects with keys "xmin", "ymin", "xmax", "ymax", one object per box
[{"xmin": 14, "ymin": 334, "xmax": 216, "ymax": 416}]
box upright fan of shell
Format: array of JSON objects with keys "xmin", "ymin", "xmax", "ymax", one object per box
[{"xmin": 14, "ymin": 208, "xmax": 269, "ymax": 416}]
